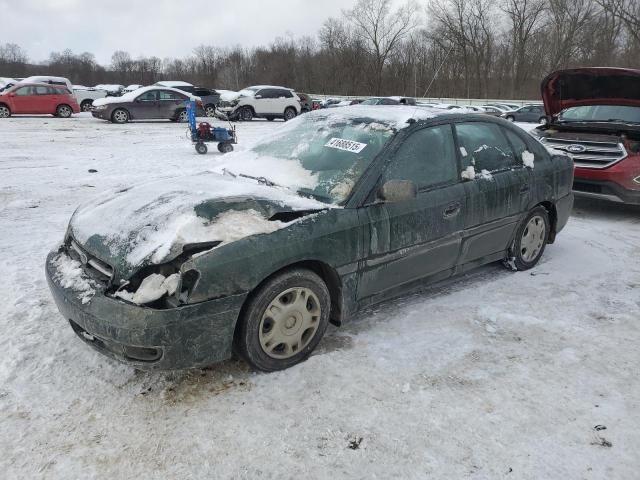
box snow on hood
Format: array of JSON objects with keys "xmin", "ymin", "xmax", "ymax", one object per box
[
  {"xmin": 92, "ymin": 86, "xmax": 198, "ymax": 107},
  {"xmin": 541, "ymin": 67, "xmax": 640, "ymax": 117},
  {"xmin": 69, "ymin": 172, "xmax": 327, "ymax": 276},
  {"xmin": 219, "ymin": 90, "xmax": 240, "ymax": 102}
]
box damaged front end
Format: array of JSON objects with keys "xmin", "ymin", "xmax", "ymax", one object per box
[{"xmin": 46, "ymin": 236, "xmax": 247, "ymax": 369}]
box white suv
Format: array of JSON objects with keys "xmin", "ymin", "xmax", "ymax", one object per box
[
  {"xmin": 21, "ymin": 76, "xmax": 107, "ymax": 111},
  {"xmin": 218, "ymin": 85, "xmax": 300, "ymax": 121}
]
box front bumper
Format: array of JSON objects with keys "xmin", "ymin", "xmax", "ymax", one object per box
[
  {"xmin": 215, "ymin": 106, "xmax": 239, "ymax": 120},
  {"xmin": 91, "ymin": 110, "xmax": 108, "ymax": 120},
  {"xmin": 571, "ymin": 154, "xmax": 640, "ymax": 205},
  {"xmin": 46, "ymin": 250, "xmax": 247, "ymax": 370}
]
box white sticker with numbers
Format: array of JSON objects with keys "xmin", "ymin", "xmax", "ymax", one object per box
[{"xmin": 324, "ymin": 138, "xmax": 367, "ymax": 153}]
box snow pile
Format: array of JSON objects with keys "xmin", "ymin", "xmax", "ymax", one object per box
[
  {"xmin": 115, "ymin": 273, "xmax": 179, "ymax": 304},
  {"xmin": 128, "ymin": 208, "xmax": 287, "ymax": 265},
  {"xmin": 522, "ymin": 150, "xmax": 535, "ymax": 168},
  {"xmin": 212, "ymin": 151, "xmax": 319, "ymax": 192},
  {"xmin": 50, "ymin": 253, "xmax": 96, "ymax": 304},
  {"xmin": 70, "ymin": 173, "xmax": 326, "ymax": 267},
  {"xmin": 218, "ymin": 90, "xmax": 240, "ymax": 102},
  {"xmin": 461, "ymin": 166, "xmax": 476, "ymax": 180},
  {"xmin": 478, "ymin": 169, "xmax": 493, "ymax": 179}
]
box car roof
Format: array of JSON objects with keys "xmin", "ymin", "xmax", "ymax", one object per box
[
  {"xmin": 11, "ymin": 82, "xmax": 69, "ymax": 90},
  {"xmin": 247, "ymin": 85, "xmax": 294, "ymax": 90},
  {"xmin": 155, "ymin": 81, "xmax": 193, "ymax": 87}
]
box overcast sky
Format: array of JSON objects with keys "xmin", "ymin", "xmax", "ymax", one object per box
[{"xmin": 0, "ymin": 0, "xmax": 358, "ymax": 64}]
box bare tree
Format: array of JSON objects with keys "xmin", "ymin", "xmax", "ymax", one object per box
[
  {"xmin": 346, "ymin": 0, "xmax": 419, "ymax": 94},
  {"xmin": 501, "ymin": 0, "xmax": 547, "ymax": 97},
  {"xmin": 597, "ymin": 0, "xmax": 640, "ymax": 43}
]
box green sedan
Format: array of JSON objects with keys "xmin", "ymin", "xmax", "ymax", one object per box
[{"xmin": 46, "ymin": 106, "xmax": 574, "ymax": 371}]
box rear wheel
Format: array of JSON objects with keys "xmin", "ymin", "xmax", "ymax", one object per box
[
  {"xmin": 505, "ymin": 206, "xmax": 550, "ymax": 271},
  {"xmin": 218, "ymin": 142, "xmax": 233, "ymax": 153},
  {"xmin": 80, "ymin": 100, "xmax": 93, "ymax": 112},
  {"xmin": 56, "ymin": 104, "xmax": 73, "ymax": 118},
  {"xmin": 235, "ymin": 268, "xmax": 331, "ymax": 371},
  {"xmin": 284, "ymin": 107, "xmax": 297, "ymax": 121},
  {"xmin": 111, "ymin": 108, "xmax": 129, "ymax": 124},
  {"xmin": 176, "ymin": 109, "xmax": 188, "ymax": 122},
  {"xmin": 539, "ymin": 116, "xmax": 548, "ymax": 125},
  {"xmin": 240, "ymin": 107, "xmax": 253, "ymax": 121},
  {"xmin": 0, "ymin": 104, "xmax": 10, "ymax": 118},
  {"xmin": 506, "ymin": 115, "xmax": 515, "ymax": 122}
]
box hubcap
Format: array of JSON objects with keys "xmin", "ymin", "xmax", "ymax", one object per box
[
  {"xmin": 0, "ymin": 106, "xmax": 9, "ymax": 118},
  {"xmin": 179, "ymin": 111, "xmax": 187, "ymax": 122},
  {"xmin": 520, "ymin": 215, "xmax": 545, "ymax": 262},
  {"xmin": 82, "ymin": 102, "xmax": 92, "ymax": 112},
  {"xmin": 59, "ymin": 106, "xmax": 71, "ymax": 117},
  {"xmin": 206, "ymin": 106, "xmax": 215, "ymax": 117},
  {"xmin": 259, "ymin": 287, "xmax": 321, "ymax": 359},
  {"xmin": 114, "ymin": 111, "xmax": 127, "ymax": 122},
  {"xmin": 242, "ymin": 108, "xmax": 252, "ymax": 121}
]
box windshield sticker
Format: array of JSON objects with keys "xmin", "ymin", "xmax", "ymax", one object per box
[{"xmin": 325, "ymin": 138, "xmax": 367, "ymax": 153}]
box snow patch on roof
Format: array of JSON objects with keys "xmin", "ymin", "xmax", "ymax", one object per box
[{"xmin": 92, "ymin": 86, "xmax": 197, "ymax": 106}]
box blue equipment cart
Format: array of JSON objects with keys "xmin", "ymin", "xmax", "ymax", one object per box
[{"xmin": 186, "ymin": 100, "xmax": 237, "ymax": 154}]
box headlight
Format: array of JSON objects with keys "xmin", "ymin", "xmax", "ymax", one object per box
[{"xmin": 93, "ymin": 105, "xmax": 107, "ymax": 111}]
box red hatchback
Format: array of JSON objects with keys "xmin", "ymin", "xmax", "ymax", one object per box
[{"xmin": 0, "ymin": 82, "xmax": 80, "ymax": 118}]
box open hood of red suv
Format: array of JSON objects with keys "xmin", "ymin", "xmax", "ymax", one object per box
[{"xmin": 541, "ymin": 67, "xmax": 640, "ymax": 117}]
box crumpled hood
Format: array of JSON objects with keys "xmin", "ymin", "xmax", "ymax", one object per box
[
  {"xmin": 69, "ymin": 172, "xmax": 327, "ymax": 278},
  {"xmin": 541, "ymin": 67, "xmax": 640, "ymax": 117}
]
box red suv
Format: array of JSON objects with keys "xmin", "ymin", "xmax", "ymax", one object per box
[
  {"xmin": 0, "ymin": 82, "xmax": 80, "ymax": 118},
  {"xmin": 533, "ymin": 68, "xmax": 640, "ymax": 205}
]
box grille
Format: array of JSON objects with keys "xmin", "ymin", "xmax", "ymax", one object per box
[
  {"xmin": 68, "ymin": 239, "xmax": 114, "ymax": 284},
  {"xmin": 540, "ymin": 137, "xmax": 627, "ymax": 168}
]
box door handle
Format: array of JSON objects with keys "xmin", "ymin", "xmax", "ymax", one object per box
[
  {"xmin": 520, "ymin": 184, "xmax": 530, "ymax": 195},
  {"xmin": 443, "ymin": 202, "xmax": 461, "ymax": 218}
]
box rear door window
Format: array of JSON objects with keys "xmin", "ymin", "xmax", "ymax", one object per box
[
  {"xmin": 280, "ymin": 89, "xmax": 293, "ymax": 98},
  {"xmin": 455, "ymin": 122, "xmax": 518, "ymax": 173},
  {"xmin": 504, "ymin": 129, "xmax": 529, "ymax": 163},
  {"xmin": 158, "ymin": 90, "xmax": 184, "ymax": 100},
  {"xmin": 137, "ymin": 90, "xmax": 158, "ymax": 102},
  {"xmin": 384, "ymin": 124, "xmax": 459, "ymax": 190}
]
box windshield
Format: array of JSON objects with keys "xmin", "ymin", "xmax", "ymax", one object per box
[
  {"xmin": 558, "ymin": 105, "xmax": 640, "ymax": 124},
  {"xmin": 220, "ymin": 114, "xmax": 395, "ymax": 204},
  {"xmin": 360, "ymin": 98, "xmax": 381, "ymax": 105},
  {"xmin": 239, "ymin": 88, "xmax": 258, "ymax": 97}
]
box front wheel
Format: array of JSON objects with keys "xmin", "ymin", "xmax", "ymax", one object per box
[
  {"xmin": 284, "ymin": 107, "xmax": 297, "ymax": 121},
  {"xmin": 195, "ymin": 142, "xmax": 208, "ymax": 154},
  {"xmin": 505, "ymin": 206, "xmax": 550, "ymax": 271},
  {"xmin": 235, "ymin": 268, "xmax": 331, "ymax": 371},
  {"xmin": 506, "ymin": 115, "xmax": 515, "ymax": 122},
  {"xmin": 205, "ymin": 105, "xmax": 216, "ymax": 117},
  {"xmin": 56, "ymin": 104, "xmax": 73, "ymax": 118},
  {"xmin": 539, "ymin": 116, "xmax": 548, "ymax": 125},
  {"xmin": 111, "ymin": 108, "xmax": 129, "ymax": 124},
  {"xmin": 240, "ymin": 107, "xmax": 253, "ymax": 121}
]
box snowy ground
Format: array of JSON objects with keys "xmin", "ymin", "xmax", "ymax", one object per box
[{"xmin": 1, "ymin": 114, "xmax": 639, "ymax": 480}]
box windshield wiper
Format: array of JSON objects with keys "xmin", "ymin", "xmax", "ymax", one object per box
[{"xmin": 222, "ymin": 168, "xmax": 278, "ymax": 187}]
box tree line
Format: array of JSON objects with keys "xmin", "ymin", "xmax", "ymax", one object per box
[{"xmin": 1, "ymin": 0, "xmax": 638, "ymax": 100}]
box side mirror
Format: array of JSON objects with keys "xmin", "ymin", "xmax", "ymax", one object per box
[{"xmin": 378, "ymin": 180, "xmax": 417, "ymax": 203}]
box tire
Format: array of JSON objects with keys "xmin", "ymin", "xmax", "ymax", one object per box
[
  {"xmin": 266, "ymin": 116, "xmax": 275, "ymax": 121},
  {"xmin": 539, "ymin": 116, "xmax": 548, "ymax": 125},
  {"xmin": 111, "ymin": 108, "xmax": 129, "ymax": 124},
  {"xmin": 218, "ymin": 142, "xmax": 233, "ymax": 153},
  {"xmin": 506, "ymin": 115, "xmax": 515, "ymax": 122},
  {"xmin": 80, "ymin": 100, "xmax": 93, "ymax": 112},
  {"xmin": 235, "ymin": 268, "xmax": 331, "ymax": 372},
  {"xmin": 240, "ymin": 107, "xmax": 253, "ymax": 122},
  {"xmin": 0, "ymin": 104, "xmax": 10, "ymax": 118},
  {"xmin": 195, "ymin": 143, "xmax": 208, "ymax": 154},
  {"xmin": 176, "ymin": 109, "xmax": 188, "ymax": 123},
  {"xmin": 56, "ymin": 104, "xmax": 73, "ymax": 118},
  {"xmin": 205, "ymin": 104, "xmax": 217, "ymax": 117},
  {"xmin": 505, "ymin": 206, "xmax": 550, "ymax": 271},
  {"xmin": 283, "ymin": 107, "xmax": 297, "ymax": 121}
]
